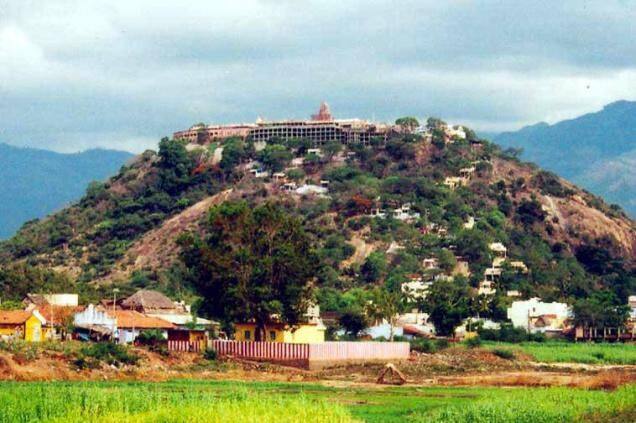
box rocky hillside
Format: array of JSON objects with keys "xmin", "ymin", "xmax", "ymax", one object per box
[
  {"xmin": 0, "ymin": 127, "xmax": 633, "ymax": 311},
  {"xmin": 494, "ymin": 100, "xmax": 636, "ymax": 216}
]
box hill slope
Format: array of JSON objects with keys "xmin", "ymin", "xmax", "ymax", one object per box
[
  {"xmin": 494, "ymin": 100, "xmax": 636, "ymax": 216},
  {"xmin": 0, "ymin": 131, "xmax": 633, "ymax": 312},
  {"xmin": 0, "ymin": 143, "xmax": 133, "ymax": 239}
]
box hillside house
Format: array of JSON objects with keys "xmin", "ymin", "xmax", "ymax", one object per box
[
  {"xmin": 507, "ymin": 298, "xmax": 571, "ymax": 335},
  {"xmin": 444, "ymin": 176, "xmax": 464, "ymax": 190},
  {"xmin": 478, "ymin": 280, "xmax": 496, "ymax": 296},
  {"xmin": 489, "ymin": 242, "xmax": 507, "ymax": 259},
  {"xmin": 391, "ymin": 204, "xmax": 420, "ymax": 222},
  {"xmin": 281, "ymin": 182, "xmax": 297, "ymax": 191},
  {"xmin": 452, "ymin": 256, "xmax": 471, "ymax": 277},
  {"xmin": 459, "ymin": 167, "xmax": 475, "ymax": 179},
  {"xmin": 401, "ymin": 275, "xmax": 432, "ymax": 300},
  {"xmin": 422, "ymin": 258, "xmax": 439, "ymax": 270},
  {"xmin": 272, "ymin": 172, "xmax": 286, "ymax": 182},
  {"xmin": 0, "ymin": 310, "xmax": 46, "ymax": 342},
  {"xmin": 296, "ymin": 184, "xmax": 328, "ymax": 196},
  {"xmin": 249, "ymin": 168, "xmax": 268, "ymax": 178}
]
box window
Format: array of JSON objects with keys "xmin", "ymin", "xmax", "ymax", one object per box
[
  {"xmin": 244, "ymin": 330, "xmax": 251, "ymax": 341},
  {"xmin": 269, "ymin": 331, "xmax": 276, "ymax": 341}
]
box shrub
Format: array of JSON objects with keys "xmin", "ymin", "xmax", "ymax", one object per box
[
  {"xmin": 76, "ymin": 342, "xmax": 139, "ymax": 368},
  {"xmin": 465, "ymin": 336, "xmax": 482, "ymax": 349},
  {"xmin": 203, "ymin": 348, "xmax": 218, "ymax": 361},
  {"xmin": 492, "ymin": 348, "xmax": 515, "ymax": 360},
  {"xmin": 435, "ymin": 339, "xmax": 450, "ymax": 350},
  {"xmin": 411, "ymin": 338, "xmax": 436, "ymax": 353}
]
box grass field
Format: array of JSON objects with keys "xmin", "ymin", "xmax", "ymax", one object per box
[
  {"xmin": 481, "ymin": 341, "xmax": 636, "ymax": 365},
  {"xmin": 0, "ymin": 380, "xmax": 634, "ymax": 422}
]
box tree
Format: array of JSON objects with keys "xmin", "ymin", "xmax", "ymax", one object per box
[
  {"xmin": 157, "ymin": 138, "xmax": 194, "ymax": 194},
  {"xmin": 259, "ymin": 144, "xmax": 293, "ymax": 172},
  {"xmin": 423, "ymin": 277, "xmax": 470, "ymax": 337},
  {"xmin": 515, "ymin": 198, "xmax": 546, "ymax": 227},
  {"xmin": 395, "ymin": 117, "xmax": 420, "ymax": 131},
  {"xmin": 573, "ymin": 291, "xmax": 629, "ymax": 330},
  {"xmin": 339, "ymin": 309, "xmax": 368, "ymax": 338},
  {"xmin": 361, "ymin": 252, "xmax": 387, "ymax": 283},
  {"xmin": 322, "ymin": 141, "xmax": 342, "ymax": 161},
  {"xmin": 365, "ymin": 288, "xmax": 403, "ymax": 341},
  {"xmin": 178, "ymin": 201, "xmax": 317, "ymax": 341}
]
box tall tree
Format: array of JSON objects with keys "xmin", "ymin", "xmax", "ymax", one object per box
[
  {"xmin": 395, "ymin": 116, "xmax": 420, "ymax": 131},
  {"xmin": 178, "ymin": 201, "xmax": 317, "ymax": 340},
  {"xmin": 423, "ymin": 277, "xmax": 471, "ymax": 337}
]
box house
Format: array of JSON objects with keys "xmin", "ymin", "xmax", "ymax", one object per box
[
  {"xmin": 444, "ymin": 176, "xmax": 464, "ymax": 190},
  {"xmin": 307, "ymin": 148, "xmax": 323, "ymax": 156},
  {"xmin": 0, "ymin": 310, "xmax": 46, "ymax": 342},
  {"xmin": 391, "ymin": 204, "xmax": 420, "ymax": 222},
  {"xmin": 74, "ymin": 304, "xmax": 176, "ymax": 344},
  {"xmin": 452, "ymin": 256, "xmax": 471, "ymax": 277},
  {"xmin": 478, "ymin": 280, "xmax": 496, "ymax": 296},
  {"xmin": 507, "ymin": 298, "xmax": 570, "ymax": 334},
  {"xmin": 295, "ymin": 184, "xmax": 328, "ymax": 196},
  {"xmin": 121, "ymin": 290, "xmax": 187, "ymax": 314},
  {"xmin": 507, "ymin": 290, "xmax": 522, "ymax": 298},
  {"xmin": 422, "ymin": 257, "xmax": 439, "ymax": 270},
  {"xmin": 369, "ymin": 208, "xmax": 387, "ymax": 218},
  {"xmin": 489, "ymin": 242, "xmax": 507, "ymax": 258},
  {"xmin": 249, "ymin": 168, "xmax": 269, "ymax": 178},
  {"xmin": 397, "ymin": 311, "xmax": 434, "ymax": 339},
  {"xmin": 110, "ymin": 310, "xmax": 175, "ymax": 344},
  {"xmin": 459, "ymin": 167, "xmax": 475, "ymax": 179},
  {"xmin": 272, "ymin": 172, "xmax": 286, "ymax": 182},
  {"xmin": 509, "ymin": 261, "xmax": 528, "ymax": 273},
  {"xmin": 74, "ymin": 304, "xmax": 117, "ymax": 341},
  {"xmin": 363, "ymin": 320, "xmax": 403, "ymax": 340},
  {"xmin": 281, "ymin": 182, "xmax": 297, "ymax": 191},
  {"xmin": 234, "ymin": 321, "xmax": 326, "ymax": 343},
  {"xmin": 401, "ymin": 275, "xmax": 432, "ymax": 300}
]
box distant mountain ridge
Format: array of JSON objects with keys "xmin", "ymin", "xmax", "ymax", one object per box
[
  {"xmin": 0, "ymin": 143, "xmax": 133, "ymax": 239},
  {"xmin": 493, "ymin": 100, "xmax": 636, "ymax": 216}
]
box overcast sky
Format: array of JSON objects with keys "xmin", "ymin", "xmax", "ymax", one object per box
[{"xmin": 1, "ymin": 0, "xmax": 635, "ymax": 153}]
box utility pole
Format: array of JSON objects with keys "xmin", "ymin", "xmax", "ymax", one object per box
[{"xmin": 112, "ymin": 288, "xmax": 120, "ymax": 314}]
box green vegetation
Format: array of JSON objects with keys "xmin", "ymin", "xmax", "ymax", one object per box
[
  {"xmin": 0, "ymin": 380, "xmax": 634, "ymax": 423},
  {"xmin": 483, "ymin": 341, "xmax": 636, "ymax": 365}
]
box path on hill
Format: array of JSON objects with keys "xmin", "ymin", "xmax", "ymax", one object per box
[{"xmin": 97, "ymin": 189, "xmax": 234, "ymax": 284}]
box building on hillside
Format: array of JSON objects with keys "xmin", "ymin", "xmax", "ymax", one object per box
[
  {"xmin": 175, "ymin": 103, "xmax": 392, "ymax": 146},
  {"xmin": 391, "ymin": 204, "xmax": 420, "ymax": 222},
  {"xmin": 0, "ymin": 310, "xmax": 46, "ymax": 342},
  {"xmin": 507, "ymin": 298, "xmax": 570, "ymax": 335},
  {"xmin": 401, "ymin": 275, "xmax": 432, "ymax": 300},
  {"xmin": 311, "ymin": 102, "xmax": 333, "ymax": 121},
  {"xmin": 452, "ymin": 256, "xmax": 471, "ymax": 277},
  {"xmin": 478, "ymin": 280, "xmax": 497, "ymax": 296},
  {"xmin": 295, "ymin": 184, "xmax": 328, "ymax": 196},
  {"xmin": 489, "ymin": 242, "xmax": 507, "ymax": 259}
]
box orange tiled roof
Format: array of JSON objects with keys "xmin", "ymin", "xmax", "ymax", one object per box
[
  {"xmin": 110, "ymin": 310, "xmax": 175, "ymax": 329},
  {"xmin": 0, "ymin": 310, "xmax": 32, "ymax": 325}
]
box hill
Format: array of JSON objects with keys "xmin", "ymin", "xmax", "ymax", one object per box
[
  {"xmin": 493, "ymin": 100, "xmax": 636, "ymax": 216},
  {"xmin": 0, "ymin": 126, "xmax": 633, "ymax": 322},
  {"xmin": 0, "ymin": 143, "xmax": 133, "ymax": 239}
]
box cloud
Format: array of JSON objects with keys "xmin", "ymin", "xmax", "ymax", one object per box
[{"xmin": 0, "ymin": 0, "xmax": 635, "ymax": 153}]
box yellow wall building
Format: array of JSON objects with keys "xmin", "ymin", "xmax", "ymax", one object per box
[
  {"xmin": 0, "ymin": 310, "xmax": 46, "ymax": 342},
  {"xmin": 234, "ymin": 322, "xmax": 325, "ymax": 343}
]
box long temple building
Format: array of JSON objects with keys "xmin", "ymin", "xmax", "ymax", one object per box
[{"xmin": 173, "ymin": 103, "xmax": 393, "ymax": 145}]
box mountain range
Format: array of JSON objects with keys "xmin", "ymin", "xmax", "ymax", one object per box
[
  {"xmin": 0, "ymin": 143, "xmax": 133, "ymax": 239},
  {"xmin": 493, "ymin": 100, "xmax": 636, "ymax": 216}
]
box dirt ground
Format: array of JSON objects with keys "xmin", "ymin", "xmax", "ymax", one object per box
[{"xmin": 2, "ymin": 345, "xmax": 635, "ymax": 390}]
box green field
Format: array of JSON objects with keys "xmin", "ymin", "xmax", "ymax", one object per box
[
  {"xmin": 481, "ymin": 341, "xmax": 636, "ymax": 365},
  {"xmin": 1, "ymin": 380, "xmax": 635, "ymax": 422}
]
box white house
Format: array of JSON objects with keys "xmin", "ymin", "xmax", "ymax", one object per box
[
  {"xmin": 507, "ymin": 298, "xmax": 571, "ymax": 333},
  {"xmin": 401, "ymin": 276, "xmax": 432, "ymax": 300}
]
